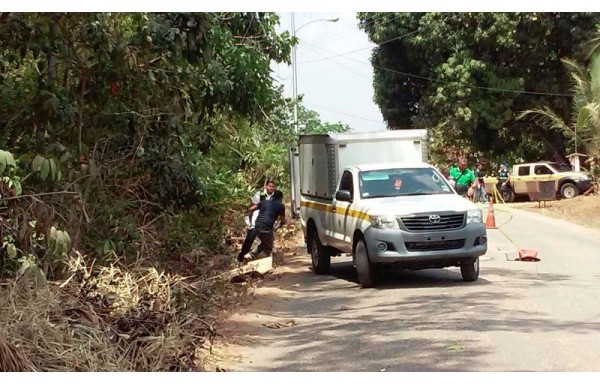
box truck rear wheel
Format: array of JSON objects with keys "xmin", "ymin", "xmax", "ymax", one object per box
[
  {"xmin": 460, "ymin": 257, "xmax": 479, "ymax": 282},
  {"xmin": 501, "ymin": 188, "xmax": 515, "ymax": 203},
  {"xmin": 309, "ymin": 228, "xmax": 330, "ymax": 274},
  {"xmin": 560, "ymin": 182, "xmax": 578, "ymax": 199},
  {"xmin": 354, "ymin": 239, "xmax": 377, "ymax": 288}
]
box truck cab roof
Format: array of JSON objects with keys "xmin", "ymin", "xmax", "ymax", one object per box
[{"xmin": 350, "ymin": 162, "xmax": 433, "ymax": 172}]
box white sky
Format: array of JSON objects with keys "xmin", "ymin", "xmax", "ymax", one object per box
[{"xmin": 272, "ymin": 12, "xmax": 387, "ymax": 133}]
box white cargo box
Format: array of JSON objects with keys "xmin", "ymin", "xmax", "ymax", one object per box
[{"xmin": 294, "ymin": 130, "xmax": 428, "ymax": 208}]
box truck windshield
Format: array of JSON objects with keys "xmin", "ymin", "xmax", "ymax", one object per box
[{"xmin": 359, "ymin": 168, "xmax": 453, "ymax": 198}]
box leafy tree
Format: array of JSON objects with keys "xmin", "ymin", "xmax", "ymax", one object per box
[
  {"xmin": 518, "ymin": 50, "xmax": 600, "ymax": 175},
  {"xmin": 296, "ymin": 104, "xmax": 351, "ymax": 135},
  {"xmin": 0, "ymin": 12, "xmax": 296, "ymax": 272},
  {"xmin": 357, "ymin": 12, "xmax": 600, "ymax": 167}
]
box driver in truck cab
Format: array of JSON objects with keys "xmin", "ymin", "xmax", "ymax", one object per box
[{"xmin": 391, "ymin": 175, "xmax": 404, "ymax": 193}]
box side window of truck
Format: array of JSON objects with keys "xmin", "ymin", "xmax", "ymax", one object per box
[
  {"xmin": 339, "ymin": 171, "xmax": 354, "ymax": 200},
  {"xmin": 517, "ymin": 166, "xmax": 529, "ymax": 176},
  {"xmin": 534, "ymin": 165, "xmax": 553, "ymax": 175}
]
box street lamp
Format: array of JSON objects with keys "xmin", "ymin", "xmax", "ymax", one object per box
[{"xmin": 291, "ymin": 13, "xmax": 339, "ymax": 134}]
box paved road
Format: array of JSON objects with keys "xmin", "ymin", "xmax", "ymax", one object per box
[{"xmin": 222, "ymin": 207, "xmax": 600, "ymax": 371}]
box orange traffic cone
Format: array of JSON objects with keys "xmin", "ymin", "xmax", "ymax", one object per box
[{"xmin": 485, "ymin": 200, "xmax": 497, "ymax": 229}]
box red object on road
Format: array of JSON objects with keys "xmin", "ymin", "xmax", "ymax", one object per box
[{"xmin": 518, "ymin": 248, "xmax": 540, "ymax": 262}]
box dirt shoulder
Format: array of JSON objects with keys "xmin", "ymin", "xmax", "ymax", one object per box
[
  {"xmin": 501, "ymin": 194, "xmax": 600, "ymax": 230},
  {"xmin": 203, "ymin": 234, "xmax": 309, "ymax": 371}
]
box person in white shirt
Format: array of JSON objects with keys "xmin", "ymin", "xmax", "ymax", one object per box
[{"xmin": 237, "ymin": 180, "xmax": 276, "ymax": 262}]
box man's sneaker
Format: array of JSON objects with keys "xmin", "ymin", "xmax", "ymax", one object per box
[{"xmin": 243, "ymin": 252, "xmax": 256, "ymax": 262}]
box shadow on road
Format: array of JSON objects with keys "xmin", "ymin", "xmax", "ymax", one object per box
[
  {"xmin": 326, "ymin": 259, "xmax": 494, "ymax": 289},
  {"xmin": 224, "ymin": 235, "xmax": 582, "ymax": 371}
]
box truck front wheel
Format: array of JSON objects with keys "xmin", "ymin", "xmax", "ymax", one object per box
[
  {"xmin": 501, "ymin": 187, "xmax": 515, "ymax": 203},
  {"xmin": 354, "ymin": 239, "xmax": 377, "ymax": 288},
  {"xmin": 560, "ymin": 182, "xmax": 579, "ymax": 199},
  {"xmin": 460, "ymin": 257, "xmax": 480, "ymax": 282},
  {"xmin": 309, "ymin": 228, "xmax": 330, "ymax": 274}
]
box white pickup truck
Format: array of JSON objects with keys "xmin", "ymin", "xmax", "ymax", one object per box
[{"xmin": 293, "ymin": 130, "xmax": 488, "ymax": 288}]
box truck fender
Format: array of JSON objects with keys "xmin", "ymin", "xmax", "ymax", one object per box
[
  {"xmin": 557, "ymin": 176, "xmax": 576, "ymax": 189},
  {"xmin": 352, "ymin": 229, "xmax": 365, "ymax": 255}
]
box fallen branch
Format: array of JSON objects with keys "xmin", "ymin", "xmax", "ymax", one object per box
[{"xmin": 0, "ymin": 191, "xmax": 80, "ymax": 202}]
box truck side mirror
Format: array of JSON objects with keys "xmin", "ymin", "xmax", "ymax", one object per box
[{"xmin": 335, "ymin": 190, "xmax": 352, "ymax": 202}]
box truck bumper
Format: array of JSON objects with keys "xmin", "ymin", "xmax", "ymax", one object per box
[
  {"xmin": 363, "ymin": 223, "xmax": 487, "ymax": 264},
  {"xmin": 576, "ymin": 179, "xmax": 593, "ymax": 193}
]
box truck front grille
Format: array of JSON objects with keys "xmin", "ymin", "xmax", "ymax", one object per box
[
  {"xmin": 400, "ymin": 213, "xmax": 465, "ymax": 231},
  {"xmin": 405, "ymin": 239, "xmax": 466, "ymax": 252}
]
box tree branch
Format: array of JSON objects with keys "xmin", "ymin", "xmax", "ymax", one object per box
[
  {"xmin": 1, "ymin": 191, "xmax": 80, "ymax": 202},
  {"xmin": 138, "ymin": 53, "xmax": 169, "ymax": 68}
]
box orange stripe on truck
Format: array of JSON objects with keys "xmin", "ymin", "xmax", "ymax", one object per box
[{"xmin": 300, "ymin": 200, "xmax": 370, "ymax": 222}]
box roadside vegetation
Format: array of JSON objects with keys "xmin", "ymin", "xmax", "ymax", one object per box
[
  {"xmin": 0, "ymin": 12, "xmax": 331, "ymax": 371},
  {"xmin": 1, "ymin": 12, "xmax": 599, "ymax": 371}
]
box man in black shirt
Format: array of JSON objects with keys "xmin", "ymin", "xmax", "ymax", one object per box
[
  {"xmin": 237, "ymin": 180, "xmax": 276, "ymax": 262},
  {"xmin": 474, "ymin": 163, "xmax": 487, "ymax": 203},
  {"xmin": 497, "ymin": 162, "xmax": 511, "ymax": 193},
  {"xmin": 244, "ymin": 190, "xmax": 286, "ymax": 261}
]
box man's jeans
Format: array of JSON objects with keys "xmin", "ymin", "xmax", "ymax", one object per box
[
  {"xmin": 255, "ymin": 230, "xmax": 274, "ymax": 256},
  {"xmin": 475, "ymin": 185, "xmax": 487, "ymax": 203},
  {"xmin": 238, "ymin": 227, "xmax": 257, "ymax": 261}
]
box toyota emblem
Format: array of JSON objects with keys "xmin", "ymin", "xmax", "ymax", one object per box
[{"xmin": 429, "ymin": 214, "xmax": 441, "ymax": 223}]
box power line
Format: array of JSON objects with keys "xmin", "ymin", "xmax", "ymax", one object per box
[
  {"xmin": 302, "ymin": 44, "xmax": 373, "ymax": 81},
  {"xmin": 299, "ymin": 31, "xmax": 418, "ymax": 65},
  {"xmin": 298, "ymin": 44, "xmax": 375, "ymax": 65},
  {"xmin": 304, "ymin": 102, "xmax": 384, "ymax": 124},
  {"xmin": 299, "ymin": 13, "xmax": 384, "ymax": 42},
  {"xmin": 301, "ymin": 43, "xmax": 572, "ymax": 97},
  {"xmin": 368, "ymin": 62, "xmax": 572, "ymax": 97},
  {"xmin": 300, "ymin": 13, "xmax": 404, "ymax": 46}
]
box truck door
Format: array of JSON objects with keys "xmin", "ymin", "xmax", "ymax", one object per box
[
  {"xmin": 531, "ymin": 164, "xmax": 556, "ymax": 194},
  {"xmin": 513, "ymin": 165, "xmax": 531, "ymax": 194},
  {"xmin": 332, "ymin": 170, "xmax": 355, "ymax": 253},
  {"xmin": 532, "ymin": 164, "xmax": 554, "ymax": 180}
]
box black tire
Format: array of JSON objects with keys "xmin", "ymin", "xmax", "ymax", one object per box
[
  {"xmin": 354, "ymin": 239, "xmax": 377, "ymax": 288},
  {"xmin": 501, "ymin": 188, "xmax": 515, "ymax": 203},
  {"xmin": 460, "ymin": 257, "xmax": 480, "ymax": 282},
  {"xmin": 560, "ymin": 182, "xmax": 579, "ymax": 199},
  {"xmin": 309, "ymin": 227, "xmax": 330, "ymax": 274}
]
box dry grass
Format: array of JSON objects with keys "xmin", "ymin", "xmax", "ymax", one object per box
[
  {"xmin": 0, "ymin": 252, "xmax": 222, "ymax": 372},
  {"xmin": 0, "ymin": 216, "xmax": 301, "ymax": 372},
  {"xmin": 508, "ymin": 194, "xmax": 600, "ymax": 230}
]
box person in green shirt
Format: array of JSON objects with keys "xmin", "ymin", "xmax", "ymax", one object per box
[{"xmin": 449, "ymin": 156, "xmax": 476, "ymax": 198}]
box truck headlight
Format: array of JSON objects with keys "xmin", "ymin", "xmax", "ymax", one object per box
[
  {"xmin": 370, "ymin": 215, "xmax": 400, "ymax": 230},
  {"xmin": 580, "ymin": 174, "xmax": 590, "ymax": 181},
  {"xmin": 466, "ymin": 209, "xmax": 483, "ymax": 225}
]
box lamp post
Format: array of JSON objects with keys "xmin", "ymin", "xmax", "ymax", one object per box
[{"xmin": 291, "ymin": 13, "xmax": 339, "ymax": 134}]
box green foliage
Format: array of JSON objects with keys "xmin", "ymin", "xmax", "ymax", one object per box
[
  {"xmin": 357, "ymin": 12, "xmax": 600, "ymax": 164},
  {"xmin": 1, "ymin": 149, "xmax": 72, "ymax": 279},
  {"xmin": 295, "ymin": 104, "xmax": 351, "ymax": 135},
  {"xmin": 518, "ymin": 51, "xmax": 600, "ymax": 162},
  {"xmin": 0, "ymin": 149, "xmax": 22, "ymax": 196},
  {"xmin": 0, "ymin": 13, "xmax": 296, "ymax": 274},
  {"xmin": 31, "ymin": 154, "xmax": 62, "ymax": 182},
  {"xmin": 0, "ymin": 150, "xmax": 16, "ymax": 175}
]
